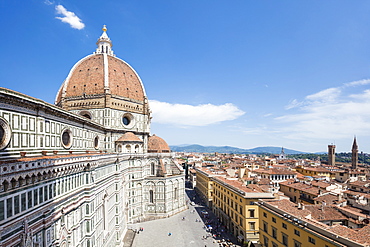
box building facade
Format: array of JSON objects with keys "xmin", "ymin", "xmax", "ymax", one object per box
[
  {"xmin": 257, "ymin": 199, "xmax": 369, "ymax": 247},
  {"xmin": 195, "ymin": 167, "xmax": 274, "ymax": 245},
  {"xmin": 0, "ymin": 26, "xmax": 186, "ymax": 247},
  {"xmin": 212, "ymin": 177, "xmax": 274, "ymax": 245},
  {"xmin": 194, "ymin": 168, "xmax": 214, "ymax": 207}
]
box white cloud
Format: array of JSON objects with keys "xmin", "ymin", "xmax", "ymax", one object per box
[
  {"xmin": 44, "ymin": 0, "xmax": 54, "ymax": 5},
  {"xmin": 343, "ymin": 79, "xmax": 370, "ymax": 87},
  {"xmin": 285, "ymin": 99, "xmax": 302, "ymax": 110},
  {"xmin": 285, "ymin": 80, "xmax": 370, "ymax": 111},
  {"xmin": 55, "ymin": 5, "xmax": 85, "ymax": 30},
  {"xmin": 276, "ymin": 79, "xmax": 370, "ymax": 141},
  {"xmin": 305, "ymin": 87, "xmax": 341, "ymax": 103},
  {"xmin": 149, "ymin": 100, "xmax": 245, "ymax": 127}
]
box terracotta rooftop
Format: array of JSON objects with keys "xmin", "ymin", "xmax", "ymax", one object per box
[
  {"xmin": 304, "ymin": 205, "xmax": 347, "ymax": 221},
  {"xmin": 254, "ymin": 168, "xmax": 297, "ymax": 175},
  {"xmin": 147, "ymin": 135, "xmax": 170, "ymax": 153},
  {"xmin": 215, "ymin": 176, "xmax": 271, "ymax": 195},
  {"xmin": 255, "ymin": 178, "xmax": 272, "ymax": 185},
  {"xmin": 262, "ymin": 199, "xmax": 370, "ymax": 246},
  {"xmin": 116, "ymin": 132, "xmax": 142, "ymax": 142},
  {"xmin": 311, "ymin": 180, "xmax": 332, "ymax": 189},
  {"xmin": 264, "ymin": 199, "xmax": 312, "ymax": 219},
  {"xmin": 327, "ymin": 224, "xmax": 370, "ymax": 245},
  {"xmin": 56, "ymin": 53, "xmax": 145, "ymax": 104},
  {"xmin": 303, "ymin": 167, "xmax": 332, "ymax": 172},
  {"xmin": 348, "ymin": 180, "xmax": 370, "ymax": 187},
  {"xmin": 344, "ymin": 190, "xmax": 370, "ymax": 199},
  {"xmin": 313, "ymin": 194, "xmax": 340, "ymax": 205}
]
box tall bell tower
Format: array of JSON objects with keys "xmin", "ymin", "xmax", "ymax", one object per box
[
  {"xmin": 328, "ymin": 144, "xmax": 336, "ymax": 166},
  {"xmin": 351, "ymin": 137, "xmax": 358, "ymax": 170}
]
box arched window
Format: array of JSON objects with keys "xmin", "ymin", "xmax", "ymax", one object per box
[
  {"xmin": 86, "ymin": 221, "xmax": 90, "ymax": 233},
  {"xmin": 174, "ymin": 187, "xmax": 178, "ymax": 200},
  {"xmin": 102, "ymin": 196, "xmax": 107, "ymax": 230},
  {"xmin": 149, "ymin": 190, "xmax": 154, "ymax": 203},
  {"xmin": 151, "ymin": 163, "xmax": 155, "ymax": 176}
]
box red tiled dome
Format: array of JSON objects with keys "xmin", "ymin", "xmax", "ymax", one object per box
[
  {"xmin": 55, "ymin": 27, "xmax": 146, "ymax": 109},
  {"xmin": 148, "ymin": 135, "xmax": 170, "ymax": 153},
  {"xmin": 116, "ymin": 132, "xmax": 142, "ymax": 142},
  {"xmin": 55, "ymin": 54, "xmax": 145, "ymax": 105}
]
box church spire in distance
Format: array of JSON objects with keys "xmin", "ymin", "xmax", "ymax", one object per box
[
  {"xmin": 352, "ymin": 136, "xmax": 358, "ymax": 150},
  {"xmin": 95, "ymin": 25, "xmax": 114, "ymax": 56},
  {"xmin": 351, "ymin": 136, "xmax": 358, "ymax": 170}
]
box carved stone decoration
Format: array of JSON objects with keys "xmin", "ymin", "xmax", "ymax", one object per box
[
  {"xmin": 0, "ymin": 117, "xmax": 11, "ymax": 150},
  {"xmin": 20, "ymin": 219, "xmax": 33, "ymax": 247}
]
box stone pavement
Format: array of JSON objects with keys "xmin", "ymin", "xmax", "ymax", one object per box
[{"xmin": 129, "ymin": 188, "xmax": 241, "ymax": 247}]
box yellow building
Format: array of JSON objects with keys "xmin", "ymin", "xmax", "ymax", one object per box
[
  {"xmin": 295, "ymin": 166, "xmax": 335, "ymax": 179},
  {"xmin": 213, "ymin": 177, "xmax": 274, "ymax": 245},
  {"xmin": 257, "ymin": 199, "xmax": 369, "ymax": 247},
  {"xmin": 195, "ymin": 167, "xmax": 274, "ymax": 245},
  {"xmin": 195, "ymin": 167, "xmax": 215, "ymax": 207}
]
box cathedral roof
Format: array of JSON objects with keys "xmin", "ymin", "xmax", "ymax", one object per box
[
  {"xmin": 116, "ymin": 132, "xmax": 142, "ymax": 142},
  {"xmin": 55, "ymin": 25, "xmax": 146, "ymax": 105},
  {"xmin": 148, "ymin": 135, "xmax": 170, "ymax": 153}
]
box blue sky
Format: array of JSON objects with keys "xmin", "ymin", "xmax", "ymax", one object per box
[{"xmin": 2, "ymin": 1, "xmax": 370, "ymax": 153}]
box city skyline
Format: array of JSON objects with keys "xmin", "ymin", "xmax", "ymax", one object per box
[{"xmin": 2, "ymin": 1, "xmax": 370, "ymax": 153}]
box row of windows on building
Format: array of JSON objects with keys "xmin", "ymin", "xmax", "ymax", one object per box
[
  {"xmin": 214, "ymin": 191, "xmax": 245, "ymax": 215},
  {"xmin": 214, "ymin": 184, "xmax": 245, "ymax": 201},
  {"xmin": 262, "ymin": 212, "xmax": 319, "ymax": 247},
  {"xmin": 148, "ymin": 187, "xmax": 178, "ymax": 203},
  {"xmin": 0, "ymin": 173, "xmax": 91, "ymax": 221},
  {"xmin": 262, "ymin": 234, "xmax": 316, "ymax": 247},
  {"xmin": 214, "ymin": 197, "xmax": 244, "ymax": 215}
]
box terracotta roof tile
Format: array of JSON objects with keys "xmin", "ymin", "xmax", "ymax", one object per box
[
  {"xmin": 116, "ymin": 132, "xmax": 142, "ymax": 142},
  {"xmin": 148, "ymin": 135, "xmax": 170, "ymax": 153}
]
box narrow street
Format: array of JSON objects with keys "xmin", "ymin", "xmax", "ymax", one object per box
[{"xmin": 130, "ymin": 187, "xmax": 241, "ymax": 247}]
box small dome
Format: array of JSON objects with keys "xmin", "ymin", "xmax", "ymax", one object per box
[
  {"xmin": 116, "ymin": 132, "xmax": 142, "ymax": 142},
  {"xmin": 148, "ymin": 135, "xmax": 170, "ymax": 153}
]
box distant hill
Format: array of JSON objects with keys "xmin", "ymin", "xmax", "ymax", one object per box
[{"xmin": 169, "ymin": 144, "xmax": 305, "ymax": 154}]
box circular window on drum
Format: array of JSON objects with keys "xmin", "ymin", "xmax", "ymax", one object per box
[
  {"xmin": 94, "ymin": 136, "xmax": 99, "ymax": 149},
  {"xmin": 0, "ymin": 117, "xmax": 11, "ymax": 150},
  {"xmin": 79, "ymin": 110, "xmax": 92, "ymax": 120},
  {"xmin": 61, "ymin": 129, "xmax": 73, "ymax": 149},
  {"xmin": 121, "ymin": 113, "xmax": 134, "ymax": 128}
]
